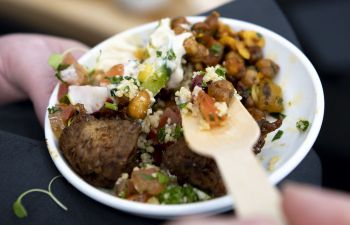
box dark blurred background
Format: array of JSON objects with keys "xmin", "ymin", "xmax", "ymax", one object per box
[{"xmin": 0, "ymin": 0, "xmax": 349, "ymax": 192}]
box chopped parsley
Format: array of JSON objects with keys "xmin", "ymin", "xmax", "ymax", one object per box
[
  {"xmin": 156, "ymin": 51, "xmax": 162, "ymax": 58},
  {"xmin": 173, "ymin": 125, "xmax": 183, "ymax": 139},
  {"xmin": 296, "ymin": 120, "xmax": 310, "ymax": 132},
  {"xmin": 210, "ymin": 43, "xmax": 222, "ymax": 56},
  {"xmin": 201, "ymin": 80, "xmax": 207, "ymax": 88},
  {"xmin": 158, "ymin": 184, "xmax": 199, "ymax": 204},
  {"xmin": 215, "ymin": 66, "xmax": 226, "ymax": 78},
  {"xmin": 157, "ymin": 127, "xmax": 166, "ymax": 142},
  {"xmin": 107, "ymin": 76, "xmax": 123, "ymax": 84},
  {"xmin": 48, "ymin": 106, "xmax": 60, "ymax": 114},
  {"xmin": 178, "ymin": 102, "xmax": 188, "ymax": 109},
  {"xmin": 272, "ymin": 130, "xmax": 283, "ymax": 142},
  {"xmin": 167, "ymin": 49, "xmax": 176, "ymax": 61}
]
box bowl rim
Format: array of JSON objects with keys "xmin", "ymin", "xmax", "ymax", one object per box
[{"xmin": 45, "ymin": 16, "xmax": 324, "ymax": 218}]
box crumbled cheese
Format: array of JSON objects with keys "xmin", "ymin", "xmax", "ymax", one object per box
[
  {"xmin": 193, "ymin": 188, "xmax": 211, "ymax": 201},
  {"xmin": 214, "ymin": 102, "xmax": 228, "ymax": 117},
  {"xmin": 192, "ymin": 86, "xmax": 203, "ymax": 98},
  {"xmin": 141, "ymin": 110, "xmax": 163, "ymax": 133},
  {"xmin": 163, "ymin": 123, "xmax": 177, "ymax": 143},
  {"xmin": 110, "ymin": 77, "xmax": 140, "ymax": 100},
  {"xmin": 137, "ymin": 134, "xmax": 154, "ymax": 153},
  {"xmin": 60, "ymin": 65, "xmax": 79, "ymax": 84},
  {"xmin": 268, "ymin": 156, "xmax": 280, "ymax": 171},
  {"xmin": 115, "ymin": 173, "xmax": 129, "ymax": 186},
  {"xmin": 181, "ymin": 102, "xmax": 193, "ymax": 115},
  {"xmin": 202, "ymin": 65, "xmax": 225, "ymax": 83},
  {"xmin": 123, "ymin": 60, "xmax": 139, "ymax": 78},
  {"xmin": 145, "ymin": 89, "xmax": 156, "ymax": 105},
  {"xmin": 140, "ymin": 152, "xmax": 154, "ymax": 165},
  {"xmin": 175, "ymin": 87, "xmax": 192, "ymax": 105}
]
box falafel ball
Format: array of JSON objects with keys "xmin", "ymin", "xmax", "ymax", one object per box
[{"xmin": 59, "ymin": 114, "xmax": 141, "ymax": 187}]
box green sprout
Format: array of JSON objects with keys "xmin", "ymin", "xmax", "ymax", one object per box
[{"xmin": 13, "ymin": 175, "xmax": 68, "ymax": 218}]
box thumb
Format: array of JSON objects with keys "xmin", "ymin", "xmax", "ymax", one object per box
[{"xmin": 282, "ymin": 183, "xmax": 350, "ymax": 225}]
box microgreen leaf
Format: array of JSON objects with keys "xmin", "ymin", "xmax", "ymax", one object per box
[
  {"xmin": 13, "ymin": 199, "xmax": 27, "ymax": 218},
  {"xmin": 12, "ymin": 175, "xmax": 67, "ymax": 219},
  {"xmin": 48, "ymin": 54, "xmax": 64, "ymax": 70}
]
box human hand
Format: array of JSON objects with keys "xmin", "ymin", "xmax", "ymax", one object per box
[
  {"xmin": 165, "ymin": 183, "xmax": 350, "ymax": 225},
  {"xmin": 0, "ymin": 34, "xmax": 88, "ymax": 126}
]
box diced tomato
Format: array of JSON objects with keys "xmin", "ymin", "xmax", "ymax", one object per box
[
  {"xmin": 196, "ymin": 90, "xmax": 220, "ymax": 127},
  {"xmin": 57, "ymin": 83, "xmax": 69, "ymax": 101},
  {"xmin": 131, "ymin": 167, "xmax": 166, "ymax": 195},
  {"xmin": 158, "ymin": 106, "xmax": 182, "ymax": 128},
  {"xmin": 59, "ymin": 104, "xmax": 76, "ymax": 123},
  {"xmin": 106, "ymin": 64, "xmax": 124, "ymax": 77},
  {"xmin": 115, "ymin": 179, "xmax": 137, "ymax": 198},
  {"xmin": 127, "ymin": 193, "xmax": 150, "ymax": 202}
]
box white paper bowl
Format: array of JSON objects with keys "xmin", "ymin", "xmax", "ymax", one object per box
[{"xmin": 45, "ymin": 17, "xmax": 324, "ymax": 219}]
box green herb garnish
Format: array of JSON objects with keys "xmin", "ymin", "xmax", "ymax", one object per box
[
  {"xmin": 210, "ymin": 43, "xmax": 222, "ymax": 56},
  {"xmin": 118, "ymin": 191, "xmax": 126, "ymax": 199},
  {"xmin": 110, "ymin": 89, "xmax": 117, "ymax": 97},
  {"xmin": 296, "ymin": 120, "xmax": 310, "ymax": 132},
  {"xmin": 201, "ymin": 80, "xmax": 207, "ymax": 88},
  {"xmin": 167, "ymin": 49, "xmax": 176, "ymax": 61},
  {"xmin": 215, "ymin": 66, "xmax": 226, "ymax": 78},
  {"xmin": 178, "ymin": 102, "xmax": 188, "ymax": 109},
  {"xmin": 48, "ymin": 106, "xmax": 60, "ymax": 114},
  {"xmin": 107, "ymin": 76, "xmax": 123, "ymax": 85},
  {"xmin": 158, "ymin": 184, "xmax": 199, "ymax": 204},
  {"xmin": 13, "ymin": 175, "xmax": 67, "ymax": 218},
  {"xmin": 272, "ymin": 130, "xmax": 283, "ymax": 142},
  {"xmin": 104, "ymin": 102, "xmax": 118, "ymax": 111},
  {"xmin": 173, "ymin": 125, "xmax": 183, "ymax": 139},
  {"xmin": 156, "ymin": 51, "xmax": 162, "ymax": 58},
  {"xmin": 157, "ymin": 127, "xmax": 166, "ymax": 142}
]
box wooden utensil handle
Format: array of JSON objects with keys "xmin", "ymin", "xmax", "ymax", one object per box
[{"xmin": 214, "ymin": 149, "xmax": 287, "ymax": 225}]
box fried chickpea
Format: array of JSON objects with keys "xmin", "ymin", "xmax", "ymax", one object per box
[
  {"xmin": 128, "ymin": 90, "xmax": 151, "ymax": 119},
  {"xmin": 208, "ymin": 80, "xmax": 234, "ymax": 105},
  {"xmin": 241, "ymin": 67, "xmax": 258, "ymax": 88},
  {"xmin": 223, "ymin": 51, "xmax": 246, "ymax": 79},
  {"xmin": 256, "ymin": 59, "xmax": 280, "ymax": 78},
  {"xmin": 251, "ymin": 79, "xmax": 284, "ymax": 113}
]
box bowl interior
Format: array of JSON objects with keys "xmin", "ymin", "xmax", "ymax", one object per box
[{"xmin": 45, "ymin": 17, "xmax": 324, "ymax": 218}]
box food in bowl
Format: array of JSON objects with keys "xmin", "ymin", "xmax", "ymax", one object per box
[{"xmin": 48, "ymin": 12, "xmax": 285, "ymax": 205}]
